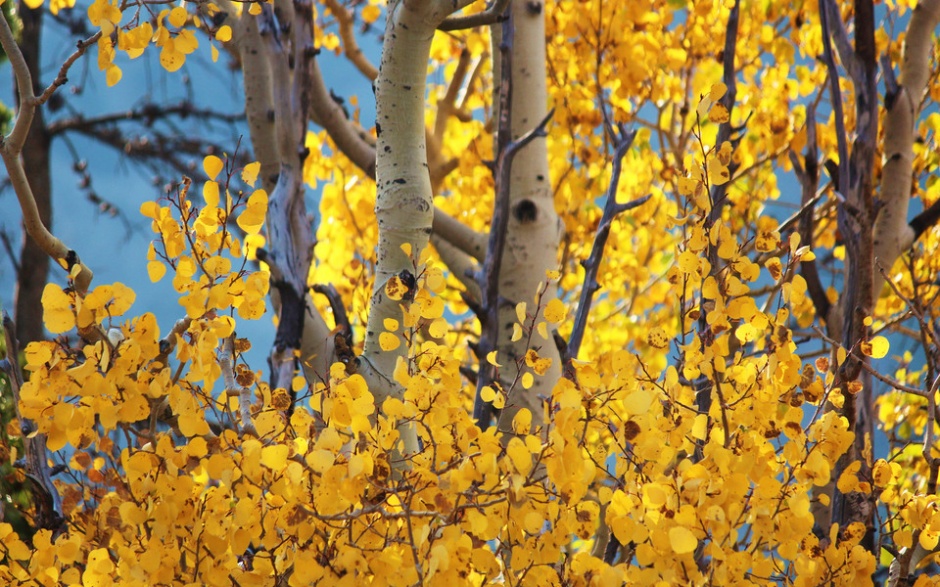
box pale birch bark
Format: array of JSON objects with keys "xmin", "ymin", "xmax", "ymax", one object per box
[
  {"xmin": 357, "ymin": 0, "xmax": 475, "ymax": 458},
  {"xmin": 494, "ymin": 0, "xmax": 563, "ymax": 434},
  {"xmin": 872, "ymin": 0, "xmax": 940, "ymax": 296}
]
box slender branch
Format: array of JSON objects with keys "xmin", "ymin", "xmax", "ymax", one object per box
[
  {"xmin": 791, "ymin": 105, "xmax": 830, "ymax": 320},
  {"xmin": 432, "ymin": 207, "xmax": 487, "ymax": 261},
  {"xmin": 323, "ymin": 0, "xmax": 379, "ymax": 80},
  {"xmin": 438, "ymin": 0, "xmax": 510, "ymax": 31},
  {"xmin": 822, "ymin": 0, "xmax": 861, "ymax": 81},
  {"xmin": 34, "ymin": 32, "xmax": 102, "ymax": 107},
  {"xmin": 220, "ymin": 336, "xmax": 258, "ymax": 436},
  {"xmin": 909, "ymin": 198, "xmax": 940, "ymax": 241},
  {"xmin": 567, "ymin": 127, "xmax": 648, "ymax": 363},
  {"xmin": 818, "ymin": 0, "xmax": 850, "ymax": 199},
  {"xmin": 0, "ymin": 314, "xmax": 64, "ymax": 531},
  {"xmin": 47, "ymin": 101, "xmax": 244, "ymax": 136}
]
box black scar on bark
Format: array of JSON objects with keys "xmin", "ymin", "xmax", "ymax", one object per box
[{"xmin": 513, "ymin": 199, "xmax": 537, "ymax": 224}]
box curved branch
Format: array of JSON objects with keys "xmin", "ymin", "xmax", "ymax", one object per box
[
  {"xmin": 323, "ymin": 0, "xmax": 379, "ymax": 80},
  {"xmin": 0, "ymin": 16, "xmax": 95, "ymax": 295}
]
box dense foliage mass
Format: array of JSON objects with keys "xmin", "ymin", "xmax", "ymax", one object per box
[{"xmin": 2, "ymin": 0, "xmax": 940, "ymax": 585}]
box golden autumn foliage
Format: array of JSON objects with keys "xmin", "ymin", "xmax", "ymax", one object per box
[{"xmin": 2, "ymin": 0, "xmax": 940, "ymax": 585}]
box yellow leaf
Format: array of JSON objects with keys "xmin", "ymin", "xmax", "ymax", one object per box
[
  {"xmin": 204, "ymin": 155, "xmax": 224, "ymax": 181},
  {"xmin": 708, "ymin": 102, "xmax": 729, "ymax": 123},
  {"xmin": 168, "ymin": 6, "xmax": 187, "ymax": 27},
  {"xmin": 361, "ymin": 4, "xmax": 381, "ymax": 23},
  {"xmin": 543, "ymin": 298, "xmax": 567, "ymax": 323},
  {"xmin": 669, "ymin": 526, "xmax": 697, "ymax": 554},
  {"xmin": 428, "ymin": 319, "xmax": 447, "ymax": 338},
  {"xmin": 385, "ymin": 276, "xmax": 405, "ymax": 301},
  {"xmin": 678, "ymin": 250, "xmax": 699, "ymax": 274},
  {"xmin": 41, "ymin": 283, "xmax": 75, "ymax": 333},
  {"xmin": 23, "ymin": 344, "xmax": 51, "ymax": 373},
  {"xmin": 521, "ymin": 372, "xmax": 534, "ymax": 389},
  {"xmin": 379, "ymin": 332, "xmax": 400, "ymax": 351},
  {"xmin": 140, "ymin": 201, "xmax": 159, "ymax": 219},
  {"xmin": 216, "ymin": 24, "xmax": 232, "ymax": 42},
  {"xmin": 647, "ymin": 327, "xmax": 669, "ymax": 348},
  {"xmin": 306, "ymin": 449, "xmax": 334, "ymax": 473},
  {"xmin": 211, "ymin": 43, "xmax": 219, "ymax": 63},
  {"xmin": 872, "ymin": 459, "xmax": 893, "ymax": 487},
  {"xmin": 203, "ymin": 181, "xmax": 220, "ymax": 207},
  {"xmin": 512, "ymin": 409, "xmax": 532, "ymax": 434},
  {"xmin": 486, "ymin": 351, "xmax": 501, "ymax": 367},
  {"xmin": 24, "ymin": 0, "xmax": 44, "ymax": 8},
  {"xmin": 105, "ymin": 64, "xmax": 122, "ymax": 87},
  {"xmin": 261, "ymin": 444, "xmax": 289, "ymax": 471},
  {"xmin": 515, "ymin": 302, "xmax": 527, "ymax": 324},
  {"xmin": 506, "ymin": 437, "xmax": 532, "ymax": 474},
  {"xmin": 623, "ymin": 388, "xmax": 653, "ymax": 415},
  {"xmin": 862, "ymin": 336, "xmax": 889, "ymax": 359},
  {"xmin": 242, "ymin": 162, "xmax": 261, "ymax": 186},
  {"xmin": 383, "ymin": 318, "xmax": 399, "ymax": 331},
  {"xmin": 249, "ymin": 2, "xmax": 262, "ymax": 14}
]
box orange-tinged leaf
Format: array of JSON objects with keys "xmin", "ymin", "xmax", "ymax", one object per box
[
  {"xmin": 862, "ymin": 336, "xmax": 889, "ymax": 359},
  {"xmin": 361, "ymin": 4, "xmax": 381, "ymax": 23}
]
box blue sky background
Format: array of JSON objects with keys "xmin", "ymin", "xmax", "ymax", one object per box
[{"xmin": 1, "ymin": 5, "xmax": 382, "ymax": 368}]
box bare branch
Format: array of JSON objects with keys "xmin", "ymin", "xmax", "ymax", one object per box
[
  {"xmin": 0, "ymin": 15, "xmax": 95, "ymax": 295},
  {"xmin": 323, "ymin": 0, "xmax": 379, "ymax": 80},
  {"xmin": 438, "ymin": 0, "xmax": 510, "ymax": 31},
  {"xmin": 567, "ymin": 128, "xmax": 649, "ymax": 364}
]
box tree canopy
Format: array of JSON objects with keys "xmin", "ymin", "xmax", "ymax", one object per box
[{"xmin": 2, "ymin": 0, "xmax": 940, "ymax": 585}]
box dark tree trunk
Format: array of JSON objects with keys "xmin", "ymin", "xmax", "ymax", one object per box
[{"xmin": 13, "ymin": 2, "xmax": 52, "ymax": 346}]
